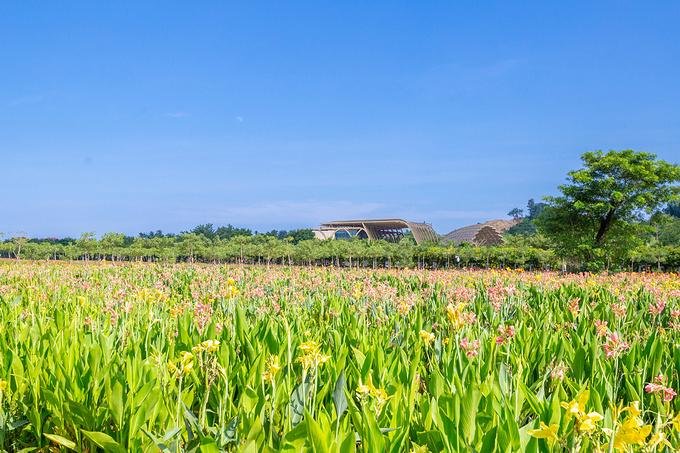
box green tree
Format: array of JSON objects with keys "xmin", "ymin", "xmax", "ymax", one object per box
[
  {"xmin": 665, "ymin": 203, "xmax": 680, "ymax": 218},
  {"xmin": 187, "ymin": 224, "xmax": 217, "ymax": 240},
  {"xmin": 538, "ymin": 150, "xmax": 680, "ymax": 263},
  {"xmin": 178, "ymin": 233, "xmax": 206, "ymax": 263},
  {"xmin": 507, "ymin": 199, "xmax": 548, "ymax": 237},
  {"xmin": 10, "ymin": 232, "xmax": 28, "ymax": 260},
  {"xmin": 101, "ymin": 232, "xmax": 125, "ymax": 262},
  {"xmin": 215, "ymin": 224, "xmax": 252, "ymax": 240},
  {"xmin": 76, "ymin": 232, "xmax": 97, "ymax": 262},
  {"xmin": 507, "ymin": 207, "xmax": 524, "ymax": 220}
]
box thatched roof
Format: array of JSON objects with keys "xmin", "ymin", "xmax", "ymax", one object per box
[{"xmin": 441, "ymin": 224, "xmax": 504, "ymax": 246}]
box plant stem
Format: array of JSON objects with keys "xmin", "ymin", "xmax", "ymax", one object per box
[{"xmin": 176, "ymin": 376, "xmax": 184, "ymax": 430}]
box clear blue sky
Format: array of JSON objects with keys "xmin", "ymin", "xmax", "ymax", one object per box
[{"xmin": 2, "ymin": 1, "xmax": 679, "ymax": 238}]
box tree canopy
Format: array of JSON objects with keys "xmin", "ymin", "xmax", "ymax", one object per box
[
  {"xmin": 506, "ymin": 198, "xmax": 548, "ymax": 237},
  {"xmin": 537, "ymin": 149, "xmax": 680, "ymax": 263}
]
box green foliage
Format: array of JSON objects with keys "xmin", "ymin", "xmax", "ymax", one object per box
[
  {"xmin": 508, "ymin": 207, "xmax": 524, "ymax": 220},
  {"xmin": 665, "ymin": 203, "xmax": 680, "ymax": 218},
  {"xmin": 1, "ymin": 263, "xmax": 680, "ymax": 451},
  {"xmin": 507, "ymin": 199, "xmax": 548, "ymax": 238},
  {"xmin": 538, "ymin": 149, "xmax": 680, "ymax": 263}
]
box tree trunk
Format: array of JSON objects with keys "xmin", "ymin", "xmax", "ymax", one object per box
[{"xmin": 595, "ymin": 209, "xmax": 616, "ymax": 245}]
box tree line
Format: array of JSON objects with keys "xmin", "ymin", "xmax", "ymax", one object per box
[
  {"xmin": 2, "ymin": 150, "xmax": 679, "ymax": 272},
  {"xmin": 1, "ymin": 224, "xmax": 680, "ymax": 272}
]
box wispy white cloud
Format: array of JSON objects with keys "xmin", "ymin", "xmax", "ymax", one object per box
[
  {"xmin": 415, "ymin": 209, "xmax": 507, "ymax": 221},
  {"xmin": 165, "ymin": 112, "xmax": 187, "ymax": 117},
  {"xmin": 174, "ymin": 200, "xmax": 385, "ymax": 227},
  {"xmin": 391, "ymin": 208, "xmax": 510, "ymax": 234},
  {"xmin": 236, "ymin": 116, "xmax": 243, "ymax": 122},
  {"xmin": 418, "ymin": 58, "xmax": 521, "ymax": 97},
  {"xmin": 9, "ymin": 94, "xmax": 46, "ymax": 106}
]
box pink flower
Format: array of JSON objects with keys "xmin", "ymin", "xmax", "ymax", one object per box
[
  {"xmin": 460, "ymin": 337, "xmax": 480, "ymax": 358},
  {"xmin": 664, "ymin": 388, "xmax": 677, "ymax": 403},
  {"xmin": 594, "ymin": 319, "xmax": 608, "ymax": 337},
  {"xmin": 550, "ymin": 361, "xmax": 567, "ymax": 380},
  {"xmin": 611, "ymin": 303, "xmax": 627, "ymax": 320},
  {"xmin": 602, "ymin": 332, "xmax": 629, "ymax": 359},
  {"xmin": 496, "ymin": 324, "xmax": 516, "ymax": 345},
  {"xmin": 645, "ymin": 376, "xmax": 676, "ymax": 403},
  {"xmin": 567, "ymin": 298, "xmax": 580, "ymax": 316},
  {"xmin": 648, "ymin": 299, "xmax": 666, "ymax": 316},
  {"xmin": 646, "ymin": 383, "xmax": 665, "ymax": 393}
]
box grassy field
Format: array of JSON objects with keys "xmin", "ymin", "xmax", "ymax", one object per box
[{"xmin": 1, "ymin": 261, "xmax": 680, "ymax": 452}]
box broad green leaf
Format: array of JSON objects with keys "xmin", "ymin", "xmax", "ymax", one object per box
[
  {"xmin": 459, "ymin": 382, "xmax": 481, "ymax": 444},
  {"xmin": 81, "ymin": 430, "xmax": 127, "ymax": 453},
  {"xmin": 332, "ymin": 369, "xmax": 348, "ymax": 421},
  {"xmin": 362, "ymin": 406, "xmax": 385, "ymax": 453},
  {"xmin": 479, "ymin": 426, "xmax": 497, "ymax": 453},
  {"xmin": 305, "ymin": 410, "xmax": 330, "ymax": 453},
  {"xmin": 199, "ymin": 437, "xmax": 220, "ymax": 453},
  {"xmin": 44, "ymin": 434, "xmax": 76, "ymax": 451},
  {"xmin": 109, "ymin": 380, "xmax": 124, "ymax": 429},
  {"xmin": 288, "ymin": 374, "xmax": 311, "ymax": 428}
]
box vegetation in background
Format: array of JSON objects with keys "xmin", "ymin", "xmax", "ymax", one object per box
[
  {"xmin": 536, "ymin": 150, "xmax": 680, "ymax": 269},
  {"xmin": 506, "ymin": 199, "xmax": 548, "ymax": 238},
  {"xmin": 3, "ymin": 150, "xmax": 680, "ymax": 273}
]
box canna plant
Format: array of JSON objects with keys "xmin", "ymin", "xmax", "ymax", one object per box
[{"xmin": 1, "ymin": 261, "xmax": 680, "ymax": 451}]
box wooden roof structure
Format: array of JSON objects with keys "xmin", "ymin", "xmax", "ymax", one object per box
[
  {"xmin": 315, "ymin": 219, "xmax": 438, "ymax": 244},
  {"xmin": 441, "ymin": 224, "xmax": 504, "ymax": 246}
]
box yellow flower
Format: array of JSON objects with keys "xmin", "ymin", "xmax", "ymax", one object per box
[
  {"xmin": 601, "ymin": 401, "xmax": 651, "ymax": 451},
  {"xmin": 0, "ymin": 380, "xmax": 7, "ymax": 391},
  {"xmin": 201, "ymin": 339, "xmax": 220, "ymax": 352},
  {"xmin": 648, "ymin": 432, "xmax": 672, "ymax": 451},
  {"xmin": 373, "ymin": 387, "xmax": 393, "ymax": 414},
  {"xmin": 419, "ymin": 330, "xmax": 435, "ymax": 346},
  {"xmin": 356, "ymin": 373, "xmax": 392, "ymax": 414},
  {"xmin": 560, "ymin": 390, "xmax": 589, "ymax": 420},
  {"xmin": 357, "ymin": 374, "xmax": 377, "ymax": 395},
  {"xmin": 262, "ymin": 356, "xmax": 282, "ymax": 383},
  {"xmin": 621, "ymin": 401, "xmax": 641, "ymax": 418},
  {"xmin": 580, "ymin": 412, "xmax": 604, "ymax": 433},
  {"xmin": 299, "ymin": 340, "xmax": 317, "ymax": 352},
  {"xmin": 446, "ymin": 303, "xmax": 467, "ymax": 329},
  {"xmin": 609, "ymin": 424, "xmax": 651, "ymax": 449},
  {"xmin": 671, "ymin": 411, "xmax": 680, "ymax": 431},
  {"xmin": 528, "ymin": 421, "xmax": 559, "ymax": 443},
  {"xmin": 296, "ymin": 341, "xmax": 329, "ymax": 372},
  {"xmin": 182, "ymin": 361, "xmax": 194, "ymax": 374},
  {"xmin": 180, "ymin": 352, "xmax": 194, "ymax": 364},
  {"xmin": 620, "ymin": 415, "xmax": 643, "ymax": 430},
  {"xmin": 168, "ymin": 362, "xmax": 179, "ymax": 375}
]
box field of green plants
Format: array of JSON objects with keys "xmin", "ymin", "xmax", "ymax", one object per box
[{"xmin": 1, "ymin": 261, "xmax": 680, "ymax": 452}]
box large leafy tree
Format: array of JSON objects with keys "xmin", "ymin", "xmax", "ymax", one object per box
[{"xmin": 537, "ymin": 149, "xmax": 680, "ymax": 263}]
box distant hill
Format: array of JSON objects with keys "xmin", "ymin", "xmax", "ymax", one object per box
[{"xmin": 443, "ymin": 219, "xmax": 522, "ymax": 237}]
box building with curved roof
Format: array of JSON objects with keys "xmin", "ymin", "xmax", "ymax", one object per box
[
  {"xmin": 313, "ymin": 219, "xmax": 438, "ymax": 244},
  {"xmin": 441, "ymin": 224, "xmax": 504, "ymax": 246}
]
